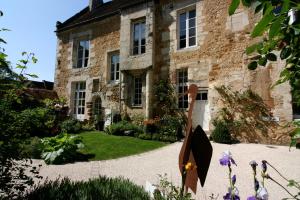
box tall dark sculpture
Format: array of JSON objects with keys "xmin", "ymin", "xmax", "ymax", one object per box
[{"xmin": 179, "ymin": 84, "xmax": 213, "ymax": 194}]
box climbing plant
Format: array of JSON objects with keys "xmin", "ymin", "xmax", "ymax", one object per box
[{"xmin": 229, "ymin": 0, "xmax": 300, "ymax": 148}]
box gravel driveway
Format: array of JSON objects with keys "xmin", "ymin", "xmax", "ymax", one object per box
[{"xmin": 34, "ymin": 142, "xmax": 300, "ymax": 200}]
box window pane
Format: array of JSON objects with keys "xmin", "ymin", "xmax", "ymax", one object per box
[
  {"xmin": 189, "ymin": 28, "xmax": 196, "ymax": 37},
  {"xmin": 133, "ymin": 47, "xmax": 139, "ymax": 55},
  {"xmin": 180, "ymin": 13, "xmax": 186, "ymax": 30},
  {"xmin": 180, "ymin": 39, "xmax": 186, "ymax": 49},
  {"xmin": 141, "ymin": 22, "xmax": 145, "ymax": 40},
  {"xmin": 77, "ymin": 59, "xmax": 83, "ymax": 69},
  {"xmin": 141, "ymin": 45, "xmax": 145, "ymax": 54},
  {"xmin": 189, "ymin": 37, "xmax": 196, "ymax": 46},
  {"xmin": 84, "ymin": 58, "xmax": 88, "ymax": 67},
  {"xmin": 189, "ymin": 10, "xmax": 196, "ymax": 19},
  {"xmin": 189, "ymin": 18, "xmax": 196, "ymax": 28},
  {"xmin": 202, "ymin": 92, "xmax": 208, "ymax": 100}
]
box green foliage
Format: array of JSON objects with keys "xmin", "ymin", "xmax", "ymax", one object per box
[
  {"xmin": 211, "ymin": 120, "xmax": 233, "ymax": 144},
  {"xmin": 290, "ymin": 121, "xmax": 300, "ymax": 150},
  {"xmin": 229, "ymin": 0, "xmax": 300, "ymax": 148},
  {"xmin": 60, "ymin": 118, "xmax": 82, "ymax": 134},
  {"xmin": 214, "ymin": 86, "xmax": 280, "ymax": 143},
  {"xmin": 40, "ymin": 134, "xmax": 84, "ymax": 165},
  {"xmin": 105, "ymin": 121, "xmax": 144, "ymax": 136},
  {"xmin": 22, "ymin": 137, "xmax": 43, "ymax": 159},
  {"xmin": 17, "ymin": 107, "xmax": 56, "ymax": 136},
  {"xmin": 154, "ymin": 174, "xmax": 193, "ymax": 200},
  {"xmin": 0, "ymin": 12, "xmax": 42, "ymax": 198},
  {"xmin": 23, "ymin": 176, "xmax": 151, "ymax": 200},
  {"xmin": 157, "ymin": 115, "xmax": 184, "ymax": 143}
]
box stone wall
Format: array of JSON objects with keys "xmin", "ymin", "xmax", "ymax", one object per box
[
  {"xmin": 54, "ymin": 15, "xmax": 121, "ymax": 120},
  {"xmin": 154, "ymin": 0, "xmax": 293, "ymax": 144},
  {"xmin": 54, "ymin": 0, "xmax": 293, "ymax": 143}
]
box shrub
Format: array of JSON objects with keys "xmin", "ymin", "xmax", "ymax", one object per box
[
  {"xmin": 22, "ymin": 137, "xmax": 43, "ymax": 159},
  {"xmin": 60, "ymin": 118, "xmax": 82, "ymax": 134},
  {"xmin": 16, "ymin": 107, "xmax": 56, "ymax": 137},
  {"xmin": 40, "ymin": 134, "xmax": 84, "ymax": 164},
  {"xmin": 157, "ymin": 115, "xmax": 184, "ymax": 142},
  {"xmin": 105, "ymin": 121, "xmax": 144, "ymax": 136},
  {"xmin": 138, "ymin": 133, "xmax": 152, "ymax": 140},
  {"xmin": 211, "ymin": 120, "xmax": 233, "ymax": 144},
  {"xmin": 23, "ymin": 176, "xmax": 151, "ymax": 200}
]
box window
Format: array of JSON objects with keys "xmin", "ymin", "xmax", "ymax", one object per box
[
  {"xmin": 110, "ymin": 54, "xmax": 120, "ymax": 82},
  {"xmin": 179, "ymin": 9, "xmax": 196, "ymax": 49},
  {"xmin": 293, "ymin": 99, "xmax": 300, "ymax": 120},
  {"xmin": 133, "ymin": 77, "xmax": 142, "ymax": 106},
  {"xmin": 76, "ymin": 40, "xmax": 89, "ymax": 68},
  {"xmin": 177, "ymin": 69, "xmax": 188, "ymax": 109},
  {"xmin": 94, "ymin": 97, "xmax": 102, "ymax": 116},
  {"xmin": 132, "ymin": 20, "xmax": 146, "ymax": 55},
  {"xmin": 92, "ymin": 79, "xmax": 100, "ymax": 93},
  {"xmin": 73, "ymin": 82, "xmax": 86, "ymax": 117},
  {"xmin": 196, "ymin": 91, "xmax": 208, "ymax": 101}
]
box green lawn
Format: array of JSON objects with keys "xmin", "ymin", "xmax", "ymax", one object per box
[{"xmin": 79, "ymin": 131, "xmax": 166, "ymax": 161}]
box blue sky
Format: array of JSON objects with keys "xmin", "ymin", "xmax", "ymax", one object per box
[{"xmin": 1, "ymin": 0, "xmax": 92, "ymax": 82}]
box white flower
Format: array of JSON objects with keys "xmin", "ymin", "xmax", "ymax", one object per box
[{"xmin": 257, "ymin": 187, "xmax": 268, "ymax": 200}]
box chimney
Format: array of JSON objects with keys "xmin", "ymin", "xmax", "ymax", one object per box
[{"xmin": 89, "ymin": 0, "xmax": 103, "ymax": 11}]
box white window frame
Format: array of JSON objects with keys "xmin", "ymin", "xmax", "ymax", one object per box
[
  {"xmin": 110, "ymin": 54, "xmax": 120, "ymax": 83},
  {"xmin": 196, "ymin": 90, "xmax": 208, "ymax": 101},
  {"xmin": 133, "ymin": 77, "xmax": 142, "ymax": 107},
  {"xmin": 75, "ymin": 40, "xmax": 90, "ymax": 68},
  {"xmin": 132, "ymin": 19, "xmax": 146, "ymax": 55},
  {"xmin": 178, "ymin": 8, "xmax": 197, "ymax": 49},
  {"xmin": 177, "ymin": 69, "xmax": 189, "ymax": 109},
  {"xmin": 73, "ymin": 82, "xmax": 86, "ymax": 120},
  {"xmin": 93, "ymin": 97, "xmax": 102, "ymax": 116}
]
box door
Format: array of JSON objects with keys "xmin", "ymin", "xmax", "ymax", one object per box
[
  {"xmin": 192, "ymin": 90, "xmax": 210, "ymax": 131},
  {"xmin": 73, "ymin": 82, "xmax": 86, "ymax": 121}
]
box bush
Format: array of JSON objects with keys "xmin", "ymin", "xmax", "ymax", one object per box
[
  {"xmin": 23, "ymin": 176, "xmax": 151, "ymax": 200},
  {"xmin": 16, "ymin": 107, "xmax": 57, "ymax": 137},
  {"xmin": 40, "ymin": 134, "xmax": 84, "ymax": 164},
  {"xmin": 138, "ymin": 133, "xmax": 152, "ymax": 140},
  {"xmin": 157, "ymin": 115, "xmax": 184, "ymax": 142},
  {"xmin": 60, "ymin": 118, "xmax": 82, "ymax": 134},
  {"xmin": 22, "ymin": 137, "xmax": 43, "ymax": 159},
  {"xmin": 211, "ymin": 120, "xmax": 233, "ymax": 144},
  {"xmin": 105, "ymin": 121, "xmax": 144, "ymax": 136}
]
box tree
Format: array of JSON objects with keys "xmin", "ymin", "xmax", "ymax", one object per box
[
  {"xmin": 228, "ymin": 0, "xmax": 300, "ymax": 148},
  {"xmin": 0, "ymin": 11, "xmax": 41, "ymax": 199}
]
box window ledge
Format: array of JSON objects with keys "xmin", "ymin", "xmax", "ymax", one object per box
[
  {"xmin": 107, "ymin": 81, "xmax": 120, "ymax": 87},
  {"xmin": 131, "ymin": 105, "xmax": 143, "ymax": 109},
  {"xmin": 129, "ymin": 53, "xmax": 146, "ymax": 58},
  {"xmin": 176, "ymin": 45, "xmax": 199, "ymax": 53},
  {"xmin": 71, "ymin": 66, "xmax": 90, "ymax": 72}
]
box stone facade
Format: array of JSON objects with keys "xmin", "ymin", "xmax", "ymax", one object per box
[{"xmin": 54, "ymin": 0, "xmax": 294, "ymax": 144}]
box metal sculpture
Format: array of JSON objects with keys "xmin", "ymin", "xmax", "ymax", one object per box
[{"xmin": 179, "ymin": 84, "xmax": 213, "ymax": 194}]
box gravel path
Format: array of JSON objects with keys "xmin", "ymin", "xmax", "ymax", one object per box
[{"xmin": 34, "ymin": 142, "xmax": 300, "ymax": 200}]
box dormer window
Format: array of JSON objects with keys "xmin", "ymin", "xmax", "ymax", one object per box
[{"xmin": 132, "ymin": 20, "xmax": 146, "ymax": 55}]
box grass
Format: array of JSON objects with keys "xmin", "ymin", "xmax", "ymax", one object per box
[{"xmin": 79, "ymin": 131, "xmax": 166, "ymax": 161}]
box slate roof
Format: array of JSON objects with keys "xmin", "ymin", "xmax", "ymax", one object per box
[{"xmin": 56, "ymin": 0, "xmax": 147, "ymax": 33}]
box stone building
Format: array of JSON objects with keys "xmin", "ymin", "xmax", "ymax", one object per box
[{"xmin": 54, "ymin": 0, "xmax": 298, "ymax": 140}]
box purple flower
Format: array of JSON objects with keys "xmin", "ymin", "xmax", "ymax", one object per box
[
  {"xmin": 261, "ymin": 160, "xmax": 267, "ymax": 173},
  {"xmin": 232, "ymin": 175, "xmax": 236, "ymax": 186},
  {"xmin": 247, "ymin": 196, "xmax": 257, "ymax": 200},
  {"xmin": 249, "ymin": 160, "xmax": 258, "ymax": 172},
  {"xmin": 223, "ymin": 193, "xmax": 240, "ymax": 200},
  {"xmin": 254, "ymin": 178, "xmax": 259, "ymax": 191},
  {"xmin": 257, "ymin": 187, "xmax": 268, "ymax": 200},
  {"xmin": 219, "ymin": 151, "xmax": 237, "ymax": 166}
]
